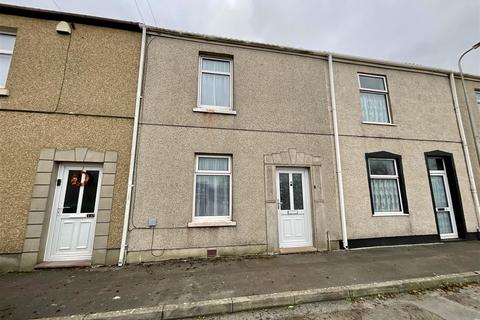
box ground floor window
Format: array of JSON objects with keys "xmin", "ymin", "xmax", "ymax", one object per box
[
  {"xmin": 366, "ymin": 152, "xmax": 408, "ymax": 215},
  {"xmin": 193, "ymin": 155, "xmax": 232, "ymax": 221}
]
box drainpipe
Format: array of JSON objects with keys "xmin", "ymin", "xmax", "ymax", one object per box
[
  {"xmin": 449, "ymin": 73, "xmax": 480, "ymax": 236},
  {"xmin": 328, "ymin": 54, "xmax": 349, "ymax": 249},
  {"xmin": 118, "ymin": 23, "xmax": 147, "ymax": 266},
  {"xmin": 458, "ymin": 43, "xmax": 480, "ymax": 165}
]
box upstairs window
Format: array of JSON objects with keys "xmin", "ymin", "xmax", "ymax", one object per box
[
  {"xmin": 358, "ymin": 74, "xmax": 392, "ymax": 124},
  {"xmin": 0, "ymin": 32, "xmax": 16, "ymax": 88},
  {"xmin": 198, "ymin": 56, "xmax": 233, "ymax": 110}
]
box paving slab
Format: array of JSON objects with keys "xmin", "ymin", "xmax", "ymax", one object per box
[{"xmin": 0, "ymin": 241, "xmax": 479, "ymax": 319}]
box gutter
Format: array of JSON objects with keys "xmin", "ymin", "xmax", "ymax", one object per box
[
  {"xmin": 118, "ymin": 23, "xmax": 147, "ymax": 266},
  {"xmin": 449, "ymin": 73, "xmax": 480, "ymax": 236},
  {"xmin": 328, "ymin": 54, "xmax": 349, "ymax": 249}
]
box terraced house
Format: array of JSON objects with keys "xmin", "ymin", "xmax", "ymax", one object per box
[
  {"xmin": 1, "ymin": 4, "xmax": 479, "ymax": 271},
  {"xmin": 122, "ymin": 28, "xmax": 480, "ymax": 264},
  {"xmin": 0, "ymin": 5, "xmax": 141, "ymax": 271}
]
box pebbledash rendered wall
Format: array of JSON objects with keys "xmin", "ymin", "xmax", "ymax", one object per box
[
  {"xmin": 334, "ymin": 62, "xmax": 478, "ymax": 242},
  {"xmin": 0, "ymin": 10, "xmax": 140, "ymax": 271},
  {"xmin": 456, "ymin": 77, "xmax": 480, "ymax": 202},
  {"xmin": 125, "ymin": 34, "xmax": 341, "ymax": 263},
  {"xmin": 126, "ymin": 31, "xmax": 480, "ymax": 262}
]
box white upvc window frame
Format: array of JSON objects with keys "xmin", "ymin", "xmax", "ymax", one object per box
[
  {"xmin": 358, "ymin": 73, "xmax": 392, "ymax": 125},
  {"xmin": 368, "ymin": 158, "xmax": 404, "ymax": 216},
  {"xmin": 475, "ymin": 91, "xmax": 480, "ymax": 110},
  {"xmin": 0, "ymin": 31, "xmax": 16, "ymax": 93},
  {"xmin": 191, "ymin": 155, "xmax": 233, "ymax": 224},
  {"xmin": 196, "ymin": 56, "xmax": 234, "ymax": 113}
]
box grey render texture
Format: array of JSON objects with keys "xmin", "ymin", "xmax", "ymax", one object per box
[
  {"xmin": 125, "ymin": 29, "xmax": 480, "ymax": 263},
  {"xmin": 0, "ymin": 5, "xmax": 140, "ymax": 271},
  {"xmin": 1, "ymin": 4, "xmax": 480, "ymax": 271}
]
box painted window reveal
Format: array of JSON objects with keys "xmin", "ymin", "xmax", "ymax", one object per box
[
  {"xmin": 0, "ymin": 32, "xmax": 16, "ymax": 88},
  {"xmin": 193, "ymin": 155, "xmax": 232, "ymax": 220},
  {"xmin": 198, "ymin": 56, "xmax": 233, "ymax": 109},
  {"xmin": 367, "ymin": 158, "xmax": 404, "ymax": 214},
  {"xmin": 358, "ymin": 74, "xmax": 391, "ymax": 124}
]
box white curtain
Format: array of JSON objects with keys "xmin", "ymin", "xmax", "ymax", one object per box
[
  {"xmin": 360, "ymin": 93, "xmax": 389, "ymax": 123},
  {"xmin": 372, "ymin": 179, "xmax": 401, "ymax": 212},
  {"xmin": 201, "ymin": 73, "xmax": 230, "ymax": 107},
  {"xmin": 0, "ymin": 34, "xmax": 15, "ymax": 87},
  {"xmin": 198, "ymin": 157, "xmax": 228, "ymax": 171},
  {"xmin": 0, "ymin": 54, "xmax": 12, "ymax": 87},
  {"xmin": 195, "ymin": 175, "xmax": 229, "ymax": 216},
  {"xmin": 202, "ymin": 59, "xmax": 230, "ymax": 73}
]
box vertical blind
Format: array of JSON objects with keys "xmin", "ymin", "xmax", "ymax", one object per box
[
  {"xmin": 430, "ymin": 176, "xmax": 448, "ymax": 208},
  {"xmin": 437, "ymin": 211, "xmax": 453, "ymax": 234}
]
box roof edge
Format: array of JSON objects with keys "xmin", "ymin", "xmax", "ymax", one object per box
[
  {"xmin": 0, "ymin": 3, "xmax": 141, "ymax": 31},
  {"xmin": 148, "ymin": 27, "xmax": 480, "ymax": 80},
  {"xmin": 1, "ymin": 3, "xmax": 478, "ymax": 80}
]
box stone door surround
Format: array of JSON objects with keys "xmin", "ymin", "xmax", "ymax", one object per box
[
  {"xmin": 264, "ymin": 148, "xmax": 325, "ymax": 252},
  {"xmin": 20, "ymin": 148, "xmax": 118, "ymax": 271}
]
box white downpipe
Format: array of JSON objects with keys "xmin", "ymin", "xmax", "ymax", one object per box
[
  {"xmin": 118, "ymin": 24, "xmax": 147, "ymax": 266},
  {"xmin": 328, "ymin": 54, "xmax": 349, "ymax": 249},
  {"xmin": 449, "ymin": 73, "xmax": 480, "ymax": 233}
]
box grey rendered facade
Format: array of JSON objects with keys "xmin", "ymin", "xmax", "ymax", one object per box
[
  {"xmin": 0, "ymin": 5, "xmax": 140, "ymax": 271},
  {"xmin": 1, "ymin": 4, "xmax": 479, "ymax": 271},
  {"xmin": 124, "ymin": 29, "xmax": 480, "ymax": 263}
]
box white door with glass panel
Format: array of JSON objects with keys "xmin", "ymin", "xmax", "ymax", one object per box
[
  {"xmin": 276, "ymin": 169, "xmax": 312, "ymax": 248},
  {"xmin": 45, "ymin": 164, "xmax": 102, "ymax": 261},
  {"xmin": 427, "ymin": 158, "xmax": 458, "ymax": 239}
]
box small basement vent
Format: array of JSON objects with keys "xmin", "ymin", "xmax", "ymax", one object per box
[{"xmin": 206, "ymin": 249, "xmax": 217, "ymax": 258}]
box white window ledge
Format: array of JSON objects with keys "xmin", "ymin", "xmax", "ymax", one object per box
[
  {"xmin": 193, "ymin": 107, "xmax": 237, "ymax": 115},
  {"xmin": 373, "ymin": 213, "xmax": 409, "ymax": 217},
  {"xmin": 362, "ymin": 121, "xmax": 396, "ymax": 126},
  {"xmin": 0, "ymin": 88, "xmax": 9, "ymax": 96},
  {"xmin": 188, "ymin": 220, "xmax": 237, "ymax": 228}
]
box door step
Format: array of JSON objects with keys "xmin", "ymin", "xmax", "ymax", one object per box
[
  {"xmin": 35, "ymin": 260, "xmax": 91, "ymax": 269},
  {"xmin": 279, "ymin": 246, "xmax": 317, "ymax": 254}
]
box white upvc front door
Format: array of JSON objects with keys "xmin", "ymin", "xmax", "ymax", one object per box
[
  {"xmin": 45, "ymin": 163, "xmax": 102, "ymax": 261},
  {"xmin": 276, "ymin": 168, "xmax": 313, "ymax": 248},
  {"xmin": 429, "ymin": 169, "xmax": 458, "ymax": 240}
]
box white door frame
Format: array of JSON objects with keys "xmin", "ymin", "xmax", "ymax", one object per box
[
  {"xmin": 429, "ymin": 165, "xmax": 458, "ymax": 240},
  {"xmin": 276, "ymin": 168, "xmax": 313, "ymax": 249},
  {"xmin": 45, "ymin": 163, "xmax": 103, "ymax": 261}
]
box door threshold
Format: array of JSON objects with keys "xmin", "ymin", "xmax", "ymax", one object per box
[
  {"xmin": 35, "ymin": 260, "xmax": 91, "ymax": 269},
  {"xmin": 279, "ymin": 246, "xmax": 317, "ymax": 254}
]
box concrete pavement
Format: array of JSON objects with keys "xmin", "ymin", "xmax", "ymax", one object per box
[
  {"xmin": 202, "ymin": 283, "xmax": 480, "ymax": 320},
  {"xmin": 0, "ymin": 241, "xmax": 479, "ymax": 319}
]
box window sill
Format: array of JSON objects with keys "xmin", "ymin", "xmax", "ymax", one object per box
[
  {"xmin": 0, "ymin": 88, "xmax": 9, "ymax": 96},
  {"xmin": 188, "ymin": 220, "xmax": 237, "ymax": 228},
  {"xmin": 362, "ymin": 121, "xmax": 396, "ymax": 126},
  {"xmin": 373, "ymin": 213, "xmax": 408, "ymax": 217},
  {"xmin": 193, "ymin": 107, "xmax": 237, "ymax": 115}
]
